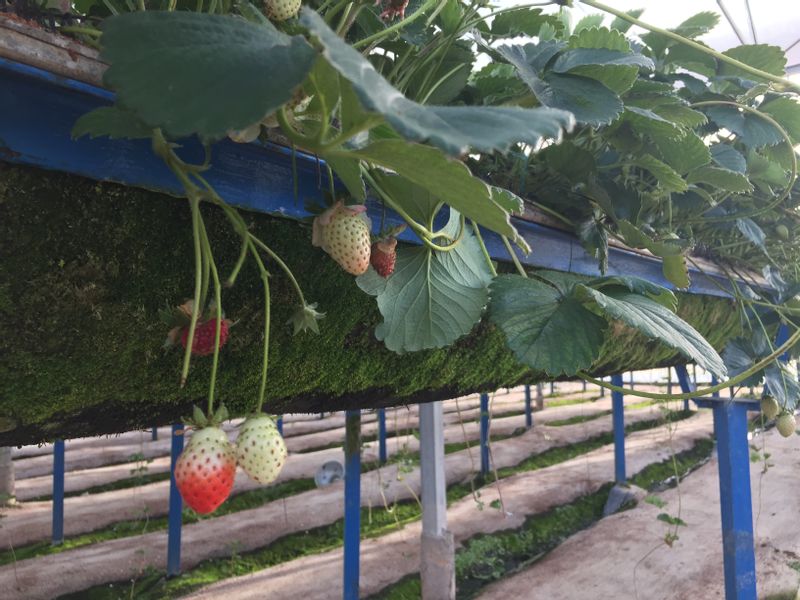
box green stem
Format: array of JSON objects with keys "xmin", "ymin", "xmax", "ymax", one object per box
[
  {"xmin": 250, "ymin": 246, "xmax": 271, "ymax": 414},
  {"xmin": 226, "ymin": 231, "xmax": 250, "ymax": 287},
  {"xmin": 471, "ymin": 220, "xmax": 497, "ymax": 277},
  {"xmin": 579, "ymin": 323, "xmax": 800, "ymax": 401},
  {"xmin": 353, "ymin": 0, "xmax": 440, "ymax": 49},
  {"xmin": 58, "ymin": 26, "xmax": 102, "ymax": 36},
  {"xmin": 198, "ymin": 215, "xmax": 223, "ymax": 414},
  {"xmin": 247, "ymin": 235, "xmax": 308, "ymax": 307},
  {"xmin": 181, "ymin": 196, "xmax": 204, "ymax": 388},
  {"xmin": 580, "ymin": 0, "xmax": 800, "ymax": 93},
  {"xmin": 502, "ymin": 235, "xmax": 527, "ymax": 277}
]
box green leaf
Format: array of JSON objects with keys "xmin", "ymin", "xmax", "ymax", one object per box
[
  {"xmin": 736, "ymin": 218, "xmax": 767, "ymax": 253},
  {"xmin": 72, "ymin": 106, "xmax": 152, "ymax": 140},
  {"xmin": 489, "ymin": 275, "xmax": 607, "ymax": 376},
  {"xmin": 490, "ymin": 187, "xmax": 525, "ymax": 215},
  {"xmin": 651, "ymin": 104, "xmax": 707, "ymax": 128},
  {"xmin": 657, "ymin": 513, "xmax": 687, "ymax": 527},
  {"xmin": 686, "ymin": 166, "xmax": 754, "ymax": 192},
  {"xmin": 101, "ymin": 12, "xmax": 316, "ymax": 139},
  {"xmin": 704, "ymin": 105, "xmax": 783, "ymax": 147},
  {"xmin": 586, "ymin": 275, "xmax": 677, "ymax": 311},
  {"xmin": 575, "ymin": 286, "xmax": 727, "ymax": 377},
  {"xmin": 326, "ymin": 155, "xmax": 365, "ymax": 201},
  {"xmin": 301, "ymin": 9, "xmax": 573, "ymax": 156},
  {"xmin": 718, "ymin": 44, "xmax": 787, "ymax": 81},
  {"xmin": 342, "ymin": 140, "xmax": 529, "ymax": 251},
  {"xmin": 573, "ymin": 14, "xmax": 605, "ymax": 34},
  {"xmin": 664, "ymin": 43, "xmax": 717, "ymax": 78},
  {"xmin": 673, "ymin": 11, "xmax": 720, "ymax": 38},
  {"xmin": 577, "ymin": 217, "xmax": 608, "ymax": 274},
  {"xmin": 764, "ymin": 362, "xmax": 800, "ymax": 410},
  {"xmin": 358, "ymin": 211, "xmax": 492, "ymax": 353},
  {"xmin": 543, "ymin": 141, "xmax": 596, "ymax": 183},
  {"xmin": 569, "ymin": 26, "xmax": 631, "ymax": 52},
  {"xmin": 760, "ymin": 96, "xmax": 800, "ymax": 143},
  {"xmin": 490, "ymin": 7, "xmax": 563, "ymax": 37},
  {"xmin": 662, "ymin": 254, "xmax": 690, "ymax": 289},
  {"xmin": 372, "ymin": 173, "xmax": 440, "ymax": 225},
  {"xmin": 649, "ymin": 130, "xmax": 711, "ymax": 175},
  {"xmin": 710, "ymin": 144, "xmax": 747, "ymax": 173},
  {"xmin": 623, "ymin": 107, "xmax": 682, "ymax": 139},
  {"xmin": 633, "ymin": 154, "xmax": 688, "ymax": 193},
  {"xmin": 552, "ymin": 48, "xmax": 653, "ymax": 94}
]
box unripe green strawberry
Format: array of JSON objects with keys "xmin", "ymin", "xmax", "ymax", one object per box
[
  {"xmin": 776, "ymin": 224, "xmax": 790, "ymax": 240},
  {"xmin": 312, "ymin": 201, "xmax": 372, "ymax": 276},
  {"xmin": 761, "ymin": 396, "xmax": 780, "ymax": 420},
  {"xmin": 264, "ymin": 0, "xmax": 300, "ymax": 21},
  {"xmin": 236, "ymin": 415, "xmax": 287, "ymax": 484},
  {"xmin": 776, "ymin": 411, "xmax": 796, "ymax": 438},
  {"xmin": 175, "ymin": 426, "xmax": 237, "ymax": 514}
]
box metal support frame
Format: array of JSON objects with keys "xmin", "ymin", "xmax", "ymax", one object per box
[
  {"xmin": 600, "ymin": 376, "xmax": 606, "ymax": 397},
  {"xmin": 675, "ymin": 365, "xmax": 694, "ymax": 412},
  {"xmin": 480, "ymin": 393, "xmax": 490, "ymax": 476},
  {"xmin": 377, "ymin": 408, "xmax": 387, "ymax": 464},
  {"xmin": 276, "ymin": 416, "xmax": 283, "ymax": 435},
  {"xmin": 51, "ymin": 439, "xmax": 64, "ymax": 545},
  {"xmin": 629, "ymin": 370, "xmax": 635, "ymax": 389},
  {"xmin": 611, "ymin": 374, "xmax": 625, "ymax": 483},
  {"xmin": 535, "ymin": 383, "xmax": 544, "ymax": 410},
  {"xmin": 667, "ymin": 367, "xmax": 673, "ymax": 396},
  {"xmin": 151, "ymin": 426, "xmax": 158, "ymax": 441},
  {"xmin": 167, "ymin": 423, "xmax": 184, "ymax": 577},
  {"xmin": 712, "ymin": 401, "xmax": 757, "ymax": 599},
  {"xmin": 550, "ymin": 382, "xmax": 555, "ymax": 394},
  {"xmin": 343, "ymin": 410, "xmax": 361, "ymax": 600},
  {"xmin": 524, "ymin": 385, "xmax": 533, "ymax": 429},
  {"xmin": 419, "ymin": 401, "xmax": 455, "ymax": 599}
]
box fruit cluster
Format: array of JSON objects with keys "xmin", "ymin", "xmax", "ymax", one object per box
[
  {"xmin": 760, "ymin": 395, "xmax": 797, "ymax": 439},
  {"xmin": 175, "ymin": 414, "xmax": 287, "ymax": 514}
]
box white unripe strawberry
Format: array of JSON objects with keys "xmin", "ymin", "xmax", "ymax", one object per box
[
  {"xmin": 265, "ymin": 0, "xmax": 301, "ymax": 21},
  {"xmin": 236, "ymin": 415, "xmax": 288, "ymax": 484},
  {"xmin": 760, "ymin": 396, "xmax": 780, "ymax": 420},
  {"xmin": 776, "ymin": 411, "xmax": 796, "ymax": 438},
  {"xmin": 312, "ymin": 201, "xmax": 372, "ymax": 276}
]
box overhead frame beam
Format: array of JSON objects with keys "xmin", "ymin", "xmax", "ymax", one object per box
[{"xmin": 0, "ymin": 57, "xmax": 749, "ymax": 300}]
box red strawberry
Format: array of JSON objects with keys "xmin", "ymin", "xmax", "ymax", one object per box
[
  {"xmin": 313, "ymin": 201, "xmax": 372, "ymax": 275},
  {"xmin": 370, "ymin": 237, "xmax": 398, "ymax": 278},
  {"xmin": 181, "ymin": 319, "xmax": 230, "ymax": 357},
  {"xmin": 175, "ymin": 426, "xmax": 237, "ymax": 514}
]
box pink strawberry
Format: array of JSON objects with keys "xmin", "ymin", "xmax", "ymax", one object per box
[
  {"xmin": 181, "ymin": 319, "xmax": 231, "ymax": 357},
  {"xmin": 312, "ymin": 201, "xmax": 372, "ymax": 275},
  {"xmin": 236, "ymin": 415, "xmax": 288, "ymax": 485},
  {"xmin": 175, "ymin": 426, "xmax": 237, "ymax": 514}
]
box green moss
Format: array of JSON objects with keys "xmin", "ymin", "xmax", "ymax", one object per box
[{"xmin": 0, "ymin": 163, "xmax": 742, "ymax": 444}]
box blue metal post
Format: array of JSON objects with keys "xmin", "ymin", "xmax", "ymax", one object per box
[
  {"xmin": 550, "ymin": 382, "xmax": 555, "ymax": 394},
  {"xmin": 667, "ymin": 368, "xmax": 673, "ymax": 396},
  {"xmin": 51, "ymin": 439, "xmax": 64, "ymax": 545},
  {"xmin": 276, "ymin": 416, "xmax": 283, "ymax": 435},
  {"xmin": 151, "ymin": 426, "xmax": 158, "ymax": 441},
  {"xmin": 675, "ymin": 365, "xmax": 693, "ymax": 412},
  {"xmin": 343, "ymin": 410, "xmax": 361, "ymax": 600},
  {"xmin": 167, "ymin": 423, "xmax": 184, "ymax": 577},
  {"xmin": 480, "ymin": 393, "xmax": 490, "ymax": 476},
  {"xmin": 713, "ymin": 401, "xmax": 757, "ymax": 599},
  {"xmin": 524, "ymin": 385, "xmax": 533, "ymax": 429},
  {"xmin": 377, "ymin": 408, "xmax": 387, "ymax": 464},
  {"xmin": 600, "ymin": 376, "xmax": 606, "ymax": 397},
  {"xmin": 611, "ymin": 375, "xmax": 625, "ymax": 483},
  {"xmin": 629, "ymin": 370, "xmax": 635, "ymax": 389}
]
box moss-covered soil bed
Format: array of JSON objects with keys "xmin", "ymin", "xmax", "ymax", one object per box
[{"xmin": 0, "ymin": 163, "xmax": 741, "ymax": 444}]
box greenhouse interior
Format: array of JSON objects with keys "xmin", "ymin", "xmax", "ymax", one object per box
[{"xmin": 2, "ymin": 0, "xmax": 800, "ymax": 598}]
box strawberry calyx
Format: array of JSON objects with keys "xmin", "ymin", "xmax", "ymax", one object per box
[{"xmin": 183, "ymin": 403, "xmax": 229, "ymax": 430}]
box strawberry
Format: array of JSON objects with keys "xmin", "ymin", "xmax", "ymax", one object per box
[
  {"xmin": 776, "ymin": 411, "xmax": 797, "ymax": 438},
  {"xmin": 760, "ymin": 396, "xmax": 780, "ymax": 420},
  {"xmin": 370, "ymin": 237, "xmax": 398, "ymax": 278},
  {"xmin": 264, "ymin": 0, "xmax": 301, "ymax": 21},
  {"xmin": 175, "ymin": 426, "xmax": 237, "ymax": 514},
  {"xmin": 236, "ymin": 415, "xmax": 288, "ymax": 484},
  {"xmin": 312, "ymin": 201, "xmax": 372, "ymax": 275},
  {"xmin": 181, "ymin": 318, "xmax": 231, "ymax": 357}
]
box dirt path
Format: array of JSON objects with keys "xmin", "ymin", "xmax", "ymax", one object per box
[
  {"xmin": 183, "ymin": 412, "xmax": 714, "ymax": 600},
  {"xmin": 477, "ymin": 426, "xmax": 800, "ymax": 600},
  {"xmin": 0, "ymin": 404, "xmax": 689, "ymax": 599}
]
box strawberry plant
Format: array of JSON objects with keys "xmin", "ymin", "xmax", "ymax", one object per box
[{"xmin": 59, "ymin": 0, "xmax": 800, "ymax": 421}]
